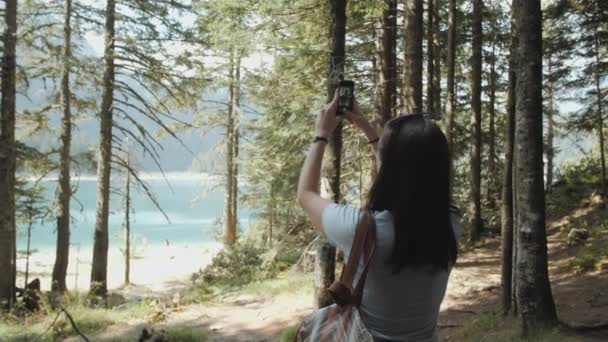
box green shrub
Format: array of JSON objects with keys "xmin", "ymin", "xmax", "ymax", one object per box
[
  {"xmin": 568, "ymin": 241, "xmax": 608, "ymax": 272},
  {"xmin": 559, "ymin": 155, "xmax": 602, "ymax": 186},
  {"xmin": 192, "ymin": 241, "xmax": 264, "ymax": 286}
]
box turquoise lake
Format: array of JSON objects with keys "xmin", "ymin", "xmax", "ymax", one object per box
[{"xmin": 16, "ymin": 175, "xmax": 252, "ymax": 252}]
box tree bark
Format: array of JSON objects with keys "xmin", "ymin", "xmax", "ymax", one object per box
[
  {"xmin": 403, "ymin": 0, "xmax": 423, "ymax": 113},
  {"xmin": 0, "ymin": 0, "xmax": 18, "ymax": 310},
  {"xmin": 594, "ymin": 22, "xmax": 606, "ymax": 194},
  {"xmin": 433, "ymin": 0, "xmax": 441, "ymax": 116},
  {"xmin": 469, "ymin": 0, "xmax": 483, "ymax": 242},
  {"xmin": 445, "ymin": 0, "xmax": 457, "ymax": 190},
  {"xmin": 52, "ymin": 0, "xmax": 73, "ymax": 293},
  {"xmin": 90, "ymin": 0, "xmax": 116, "ymax": 301},
  {"xmin": 426, "ymin": 0, "xmax": 435, "ymax": 113},
  {"xmin": 488, "ymin": 36, "xmax": 497, "ymax": 207},
  {"xmin": 315, "ymin": 0, "xmax": 345, "ymax": 309},
  {"xmin": 223, "ymin": 49, "xmax": 236, "ymax": 246},
  {"xmin": 503, "ymin": 0, "xmax": 519, "ymax": 316},
  {"xmin": 232, "ymin": 54, "xmax": 241, "ymax": 236},
  {"xmin": 124, "ymin": 156, "xmax": 131, "ymax": 286},
  {"xmin": 546, "ymin": 59, "xmax": 554, "ymax": 193},
  {"xmin": 374, "ymin": 0, "xmax": 397, "ymax": 125},
  {"xmin": 514, "ymin": 0, "xmax": 558, "ymax": 333}
]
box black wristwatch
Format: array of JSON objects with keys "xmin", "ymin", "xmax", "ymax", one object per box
[{"xmin": 313, "ymin": 136, "xmax": 328, "ymax": 144}]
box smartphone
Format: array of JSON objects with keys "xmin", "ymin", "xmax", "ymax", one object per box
[{"xmin": 337, "ymin": 80, "xmax": 354, "ymax": 115}]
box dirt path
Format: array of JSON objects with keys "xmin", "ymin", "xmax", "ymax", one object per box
[{"xmin": 72, "ymin": 234, "xmax": 608, "ymax": 342}]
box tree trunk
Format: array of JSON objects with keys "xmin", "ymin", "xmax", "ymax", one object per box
[
  {"xmin": 546, "ymin": 59, "xmax": 554, "ymax": 193},
  {"xmin": 374, "ymin": 0, "xmax": 397, "ymax": 125},
  {"xmin": 403, "ymin": 0, "xmax": 423, "ymax": 113},
  {"xmin": 223, "ymin": 50, "xmax": 236, "ymax": 246},
  {"xmin": 90, "ymin": 0, "xmax": 116, "ymax": 301},
  {"xmin": 514, "ymin": 0, "xmax": 558, "ymax": 333},
  {"xmin": 594, "ymin": 24, "xmax": 606, "ymax": 194},
  {"xmin": 0, "ymin": 0, "xmax": 18, "ymax": 310},
  {"xmin": 487, "ymin": 37, "xmax": 497, "ymax": 207},
  {"xmin": 433, "ymin": 0, "xmax": 441, "ymax": 116},
  {"xmin": 232, "ymin": 54, "xmax": 241, "ymax": 236},
  {"xmin": 25, "ymin": 202, "xmax": 33, "ymax": 288},
  {"xmin": 503, "ymin": 0, "xmax": 519, "ymax": 316},
  {"xmin": 124, "ymin": 155, "xmax": 131, "ymax": 286},
  {"xmin": 445, "ymin": 0, "xmax": 456, "ymax": 190},
  {"xmin": 469, "ymin": 0, "xmax": 483, "ymax": 242},
  {"xmin": 315, "ymin": 0, "xmax": 345, "ymax": 309},
  {"xmin": 426, "ymin": 0, "xmax": 435, "ymax": 113},
  {"xmin": 52, "ymin": 0, "xmax": 73, "ymax": 293}
]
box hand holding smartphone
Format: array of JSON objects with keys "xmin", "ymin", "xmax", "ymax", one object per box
[{"xmin": 337, "ymin": 80, "xmax": 354, "ymax": 115}]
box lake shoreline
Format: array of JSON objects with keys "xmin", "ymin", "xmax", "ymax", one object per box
[{"xmin": 16, "ymin": 242, "xmax": 223, "ymax": 295}]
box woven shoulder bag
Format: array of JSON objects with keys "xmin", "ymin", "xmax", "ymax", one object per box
[{"xmin": 294, "ymin": 210, "xmax": 377, "ymax": 342}]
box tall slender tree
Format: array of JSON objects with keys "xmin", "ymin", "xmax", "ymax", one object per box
[
  {"xmin": 501, "ymin": 0, "xmax": 518, "ymax": 315},
  {"xmin": 514, "ymin": 0, "xmax": 558, "ymax": 332},
  {"xmin": 403, "ymin": 0, "xmax": 423, "ymax": 113},
  {"xmin": 0, "ymin": 0, "xmax": 18, "ymax": 310},
  {"xmin": 432, "ymin": 0, "xmax": 441, "ymax": 117},
  {"xmin": 469, "ymin": 0, "xmax": 483, "ymax": 242},
  {"xmin": 445, "ymin": 0, "xmax": 457, "ymax": 186},
  {"xmin": 51, "ymin": 0, "xmax": 74, "ymax": 293},
  {"xmin": 123, "ymin": 151, "xmax": 132, "ymax": 286},
  {"xmin": 223, "ymin": 49, "xmax": 237, "ymax": 246},
  {"xmin": 426, "ymin": 0, "xmax": 436, "ymax": 113},
  {"xmin": 90, "ymin": 0, "xmax": 116, "ymax": 301},
  {"xmin": 231, "ymin": 54, "xmax": 241, "ymax": 243},
  {"xmin": 315, "ymin": 0, "xmax": 345, "ymax": 309},
  {"xmin": 375, "ymin": 0, "xmax": 397, "ymax": 125}
]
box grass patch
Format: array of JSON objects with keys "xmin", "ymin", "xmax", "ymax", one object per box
[
  {"xmin": 450, "ymin": 311, "xmax": 572, "ymax": 342},
  {"xmin": 182, "ymin": 270, "xmax": 313, "ymax": 305},
  {"xmin": 162, "ymin": 327, "xmax": 208, "ymax": 342},
  {"xmin": 567, "ymin": 238, "xmax": 608, "ymax": 272},
  {"xmin": 0, "ymin": 293, "xmax": 159, "ymax": 341},
  {"xmin": 238, "ymin": 271, "xmax": 312, "ymax": 298}
]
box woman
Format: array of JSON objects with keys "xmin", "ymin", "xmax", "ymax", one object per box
[{"xmin": 296, "ymin": 91, "xmax": 461, "ymax": 342}]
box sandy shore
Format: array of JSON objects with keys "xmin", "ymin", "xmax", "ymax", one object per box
[{"xmin": 16, "ymin": 242, "xmax": 223, "ymax": 296}]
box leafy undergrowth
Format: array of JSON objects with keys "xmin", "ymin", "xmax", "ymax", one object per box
[
  {"xmin": 0, "ymin": 292, "xmax": 158, "ymax": 341},
  {"xmin": 182, "ymin": 269, "xmax": 312, "ymax": 305},
  {"xmin": 448, "ymin": 310, "xmax": 574, "ymax": 342},
  {"xmin": 547, "ymin": 181, "xmax": 608, "ymax": 273}
]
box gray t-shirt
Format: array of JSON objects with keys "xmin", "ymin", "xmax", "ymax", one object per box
[{"xmin": 322, "ymin": 204, "xmax": 462, "ymax": 342}]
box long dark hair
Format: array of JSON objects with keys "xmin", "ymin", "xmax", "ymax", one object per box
[{"xmin": 366, "ymin": 113, "xmax": 457, "ymax": 272}]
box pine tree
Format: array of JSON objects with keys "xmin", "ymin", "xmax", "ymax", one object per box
[
  {"xmin": 543, "ymin": 0, "xmax": 575, "ymax": 193},
  {"xmin": 445, "ymin": 0, "xmax": 457, "ymax": 186},
  {"xmin": 469, "ymin": 0, "xmax": 483, "ymax": 242},
  {"xmin": 0, "ymin": 0, "xmax": 18, "ymax": 310},
  {"xmin": 513, "ymin": 0, "xmax": 558, "ymax": 332},
  {"xmin": 375, "ymin": 0, "xmax": 397, "ymax": 125},
  {"xmin": 403, "ymin": 0, "xmax": 423, "ymax": 113},
  {"xmin": 89, "ymin": 0, "xmax": 198, "ymax": 301},
  {"xmin": 501, "ymin": 0, "xmax": 518, "ymax": 315},
  {"xmin": 51, "ymin": 0, "xmax": 74, "ymax": 294},
  {"xmin": 315, "ymin": 0, "xmax": 346, "ymax": 309},
  {"xmin": 566, "ymin": 0, "xmax": 608, "ymax": 195},
  {"xmin": 90, "ymin": 0, "xmax": 117, "ymax": 301}
]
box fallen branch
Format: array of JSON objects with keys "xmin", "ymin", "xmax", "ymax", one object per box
[
  {"xmin": 34, "ymin": 306, "xmax": 90, "ymax": 342},
  {"xmin": 292, "ymin": 236, "xmax": 319, "ymax": 272}
]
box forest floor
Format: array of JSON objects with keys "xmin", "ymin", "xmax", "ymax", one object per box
[{"xmin": 62, "ymin": 186, "xmax": 608, "ymax": 342}]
